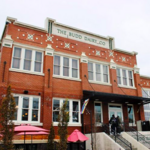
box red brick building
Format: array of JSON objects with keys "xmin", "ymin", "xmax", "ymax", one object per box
[{"xmin": 0, "ymin": 17, "xmax": 150, "ymax": 148}]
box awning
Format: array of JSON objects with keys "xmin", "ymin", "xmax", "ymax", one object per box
[{"xmin": 83, "ymin": 90, "xmax": 150, "ymax": 105}]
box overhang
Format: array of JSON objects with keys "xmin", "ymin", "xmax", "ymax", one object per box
[{"xmin": 83, "ymin": 90, "xmax": 150, "ymax": 105}]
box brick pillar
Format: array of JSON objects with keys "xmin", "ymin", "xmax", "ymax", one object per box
[
  {"xmin": 103, "ymin": 102, "xmax": 108, "ymax": 123},
  {"xmin": 122, "ymin": 104, "xmax": 129, "ymax": 123},
  {"xmin": 80, "ymin": 52, "xmax": 89, "ymax": 91},
  {"xmin": 0, "ymin": 35, "xmax": 14, "ymax": 101},
  {"xmin": 43, "ymin": 44, "xmax": 54, "ymax": 129},
  {"xmin": 109, "ymin": 59, "xmax": 118, "ymax": 94}
]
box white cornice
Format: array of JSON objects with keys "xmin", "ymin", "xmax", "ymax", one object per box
[
  {"xmin": 7, "ymin": 16, "xmax": 47, "ymax": 33},
  {"xmin": 13, "ymin": 42, "xmax": 45, "ymax": 51},
  {"xmin": 114, "ymin": 48, "xmax": 138, "ymax": 56},
  {"xmin": 140, "ymin": 75, "xmax": 150, "ymax": 79}
]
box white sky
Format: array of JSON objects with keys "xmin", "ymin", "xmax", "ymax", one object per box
[{"xmin": 0, "ymin": 0, "xmax": 150, "ymax": 76}]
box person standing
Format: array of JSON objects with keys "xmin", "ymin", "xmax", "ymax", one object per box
[{"xmin": 109, "ymin": 115, "xmax": 117, "ymax": 135}]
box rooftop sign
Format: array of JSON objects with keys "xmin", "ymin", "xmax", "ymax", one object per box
[{"xmin": 52, "ymin": 25, "xmax": 109, "ymax": 49}]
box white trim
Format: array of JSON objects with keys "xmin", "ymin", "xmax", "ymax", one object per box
[
  {"xmin": 116, "ymin": 65, "xmax": 133, "ymax": 70},
  {"xmin": 118, "ymin": 85, "xmax": 136, "ymax": 89},
  {"xmin": 53, "ymin": 55, "xmax": 80, "ymax": 80},
  {"xmin": 52, "ymin": 98, "xmax": 81, "ymax": 126},
  {"xmin": 13, "ymin": 42, "xmax": 45, "ymax": 52},
  {"xmin": 53, "ymin": 75, "xmax": 81, "ymax": 81},
  {"xmin": 140, "ymin": 75, "xmax": 150, "ymax": 79},
  {"xmin": 94, "ymin": 101, "xmax": 103, "ymax": 125},
  {"xmin": 89, "ymin": 80, "xmax": 112, "ymax": 86},
  {"xmin": 88, "ymin": 61, "xmax": 110, "ymax": 84},
  {"xmin": 9, "ymin": 68, "xmax": 44, "ymax": 76},
  {"xmin": 114, "ymin": 48, "xmax": 138, "ymax": 56},
  {"xmin": 54, "ymin": 51, "xmax": 80, "ymax": 59},
  {"xmin": 127, "ymin": 104, "xmax": 136, "ymax": 126},
  {"xmin": 13, "ymin": 94, "xmax": 41, "ymax": 124},
  {"xmin": 14, "ymin": 122, "xmax": 43, "ymax": 126},
  {"xmin": 117, "ymin": 68, "xmax": 135, "ymax": 88},
  {"xmin": 11, "ymin": 46, "xmax": 44, "ymax": 74},
  {"xmin": 88, "ymin": 58, "xmax": 110, "ymax": 65},
  {"xmin": 108, "ymin": 103, "xmax": 124, "ymax": 122}
]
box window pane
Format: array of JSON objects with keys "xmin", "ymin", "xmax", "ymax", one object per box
[
  {"xmin": 32, "ymin": 110, "xmax": 38, "ymax": 121},
  {"xmin": 73, "ymin": 102, "xmax": 79, "ymax": 111},
  {"xmin": 142, "ymin": 90, "xmax": 148, "ymax": 98},
  {"xmin": 14, "ymin": 111, "xmax": 17, "ymax": 120},
  {"xmin": 12, "ymin": 58, "xmax": 20, "ymax": 69},
  {"xmin": 72, "ymin": 69, "xmax": 78, "ymax": 78},
  {"xmin": 128, "ymin": 71, "xmax": 132, "ymax": 78},
  {"xmin": 63, "ymin": 67, "xmax": 69, "ymax": 76},
  {"xmin": 88, "ymin": 72, "xmax": 93, "ymax": 80},
  {"xmin": 129, "ymin": 79, "xmax": 133, "ymax": 86},
  {"xmin": 24, "ymin": 60, "xmax": 31, "ymax": 70},
  {"xmin": 88, "ymin": 62, "xmax": 93, "ymax": 71},
  {"xmin": 117, "ymin": 68, "xmax": 120, "ymax": 76},
  {"xmin": 95, "ymin": 113, "xmax": 101, "ymax": 123},
  {"xmin": 54, "ymin": 56, "xmax": 60, "ymax": 65},
  {"xmin": 96, "ymin": 73, "xmax": 101, "ymax": 81},
  {"xmin": 23, "ymin": 97, "xmax": 29, "ymax": 108},
  {"xmin": 25, "ymin": 49, "xmax": 32, "ymax": 60},
  {"xmin": 14, "ymin": 97, "xmax": 19, "ymax": 106},
  {"xmin": 53, "ymin": 100, "xmax": 60, "ymax": 110},
  {"xmin": 14, "ymin": 47, "xmax": 21, "ymax": 58},
  {"xmin": 34, "ymin": 62, "xmax": 41, "ymax": 72},
  {"xmin": 128, "ymin": 106, "xmax": 134, "ymax": 123},
  {"xmin": 122, "ymin": 70, "xmax": 126, "ymax": 77},
  {"xmin": 63, "ymin": 57, "xmax": 69, "ymax": 67},
  {"xmin": 53, "ymin": 111, "xmax": 59, "ymax": 122},
  {"xmin": 95, "ymin": 103, "xmax": 101, "ymax": 113},
  {"xmin": 72, "ymin": 59, "xmax": 78, "ymax": 69},
  {"xmin": 103, "ymin": 65, "xmax": 108, "ymax": 74},
  {"xmin": 63, "ymin": 101, "xmax": 69, "ymax": 111},
  {"xmin": 96, "ymin": 64, "xmax": 101, "ymax": 73},
  {"xmin": 54, "ymin": 66, "xmax": 60, "ymax": 75},
  {"xmin": 33, "ymin": 98, "xmax": 39, "ymax": 109},
  {"xmin": 22, "ymin": 109, "xmax": 28, "ymax": 121},
  {"xmin": 73, "ymin": 112, "xmax": 79, "ymax": 122},
  {"xmin": 123, "ymin": 78, "xmax": 127, "ymax": 85},
  {"xmin": 35, "ymin": 52, "xmax": 42, "ymax": 62},
  {"xmin": 117, "ymin": 77, "xmax": 121, "ymax": 84},
  {"xmin": 103, "ymin": 74, "xmax": 108, "ymax": 82}
]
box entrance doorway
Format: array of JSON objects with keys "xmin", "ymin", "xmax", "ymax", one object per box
[{"xmin": 109, "ymin": 104, "xmax": 123, "ymax": 122}]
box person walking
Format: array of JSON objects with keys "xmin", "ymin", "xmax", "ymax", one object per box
[
  {"xmin": 116, "ymin": 116, "xmax": 122, "ymax": 135},
  {"xmin": 109, "ymin": 114, "xmax": 117, "ymax": 135}
]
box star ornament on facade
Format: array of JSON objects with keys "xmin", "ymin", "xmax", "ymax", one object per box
[
  {"xmin": 27, "ymin": 34, "xmax": 34, "ymax": 40},
  {"xmin": 47, "ymin": 36, "xmax": 52, "ymax": 41},
  {"xmin": 109, "ymin": 50, "xmax": 114, "ymax": 57},
  {"xmin": 96, "ymin": 50, "xmax": 100, "ymax": 56},
  {"xmin": 122, "ymin": 57, "xmax": 126, "ymax": 62},
  {"xmin": 64, "ymin": 43, "xmax": 70, "ymax": 49}
]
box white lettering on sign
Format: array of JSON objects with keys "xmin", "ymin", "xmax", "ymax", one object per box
[{"xmin": 52, "ymin": 25, "xmax": 109, "ymax": 48}]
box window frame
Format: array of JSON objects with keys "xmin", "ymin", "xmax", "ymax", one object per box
[
  {"xmin": 11, "ymin": 46, "xmax": 44, "ymax": 74},
  {"xmin": 94, "ymin": 101, "xmax": 103, "ymax": 125},
  {"xmin": 53, "ymin": 55, "xmax": 80, "ymax": 80},
  {"xmin": 13, "ymin": 94, "xmax": 41, "ymax": 125},
  {"xmin": 127, "ymin": 104, "xmax": 135, "ymax": 126},
  {"xmin": 116, "ymin": 68, "xmax": 135, "ymax": 88},
  {"xmin": 52, "ymin": 98, "xmax": 81, "ymax": 126},
  {"xmin": 142, "ymin": 88, "xmax": 150, "ymax": 121},
  {"xmin": 88, "ymin": 61, "xmax": 110, "ymax": 85}
]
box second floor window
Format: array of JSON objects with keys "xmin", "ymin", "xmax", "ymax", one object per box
[
  {"xmin": 117, "ymin": 68, "xmax": 134, "ymax": 87},
  {"xmin": 88, "ymin": 62, "xmax": 109, "ymax": 83},
  {"xmin": 54, "ymin": 55, "xmax": 79, "ymax": 79},
  {"xmin": 12, "ymin": 47, "xmax": 43, "ymax": 73}
]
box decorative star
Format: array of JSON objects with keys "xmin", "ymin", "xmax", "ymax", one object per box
[
  {"xmin": 96, "ymin": 50, "xmax": 100, "ymax": 56},
  {"xmin": 109, "ymin": 50, "xmax": 114, "ymax": 57},
  {"xmin": 27, "ymin": 34, "xmax": 34, "ymax": 40},
  {"xmin": 64, "ymin": 43, "xmax": 70, "ymax": 48},
  {"xmin": 122, "ymin": 57, "xmax": 126, "ymax": 62}
]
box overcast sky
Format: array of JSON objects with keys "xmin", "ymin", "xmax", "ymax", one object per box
[{"xmin": 0, "ymin": 0, "xmax": 150, "ymax": 76}]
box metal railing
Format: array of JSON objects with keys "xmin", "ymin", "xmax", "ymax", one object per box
[
  {"xmin": 123, "ymin": 121, "xmax": 150, "ymax": 149},
  {"xmin": 102, "ymin": 123, "xmax": 132, "ymax": 150}
]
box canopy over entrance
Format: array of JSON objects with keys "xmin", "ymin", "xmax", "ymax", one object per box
[{"xmin": 83, "ymin": 90, "xmax": 150, "ymax": 105}]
